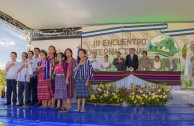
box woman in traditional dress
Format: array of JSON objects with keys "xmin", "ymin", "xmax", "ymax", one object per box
[
  {"xmin": 53, "ymin": 53, "xmax": 69, "ymax": 110},
  {"xmin": 48, "ymin": 45, "xmax": 57, "ymax": 108},
  {"xmin": 37, "ymin": 50, "xmax": 53, "ymax": 108},
  {"xmin": 152, "ymin": 55, "xmax": 162, "ymax": 71},
  {"xmin": 64, "ymin": 48, "xmax": 76, "ymax": 110},
  {"xmin": 73, "ymin": 49, "xmax": 93, "ymax": 112}
]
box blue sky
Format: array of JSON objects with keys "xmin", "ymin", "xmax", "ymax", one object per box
[{"xmin": 0, "ymin": 23, "xmax": 27, "ymax": 69}]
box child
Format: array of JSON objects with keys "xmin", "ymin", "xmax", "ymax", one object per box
[
  {"xmin": 53, "ymin": 53, "xmax": 69, "ymax": 111},
  {"xmin": 37, "ymin": 50, "xmax": 53, "ymax": 108},
  {"xmin": 4, "ymin": 52, "xmax": 19, "ymax": 106},
  {"xmin": 73, "ymin": 49, "xmax": 93, "ymax": 112},
  {"xmin": 64, "ymin": 48, "xmax": 76, "ymax": 110},
  {"xmin": 17, "ymin": 52, "xmax": 33, "ymax": 107}
]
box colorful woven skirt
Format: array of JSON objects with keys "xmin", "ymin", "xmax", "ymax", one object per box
[
  {"xmin": 37, "ymin": 72, "xmax": 53, "ymax": 100},
  {"xmin": 54, "ymin": 74, "xmax": 67, "ymax": 100},
  {"xmin": 67, "ymin": 73, "xmax": 74, "ymax": 98},
  {"xmin": 74, "ymin": 73, "xmax": 89, "ymax": 99}
]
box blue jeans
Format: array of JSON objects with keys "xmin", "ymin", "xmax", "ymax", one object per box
[
  {"xmin": 6, "ymin": 79, "xmax": 17, "ymax": 104},
  {"xmin": 18, "ymin": 81, "xmax": 30, "ymax": 105}
]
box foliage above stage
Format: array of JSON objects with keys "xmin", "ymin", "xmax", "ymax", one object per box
[{"xmin": 87, "ymin": 84, "xmax": 171, "ymax": 106}]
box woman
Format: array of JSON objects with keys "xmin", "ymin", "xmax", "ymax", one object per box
[
  {"xmin": 139, "ymin": 51, "xmax": 151, "ymax": 71},
  {"xmin": 37, "ymin": 50, "xmax": 53, "ymax": 108},
  {"xmin": 152, "ymin": 55, "xmax": 162, "ymax": 71},
  {"xmin": 73, "ymin": 49, "xmax": 93, "ymax": 112},
  {"xmin": 53, "ymin": 53, "xmax": 69, "ymax": 111},
  {"xmin": 100, "ymin": 55, "xmax": 112, "ymax": 71},
  {"xmin": 48, "ymin": 45, "xmax": 57, "ymax": 108},
  {"xmin": 64, "ymin": 48, "xmax": 76, "ymax": 110}
]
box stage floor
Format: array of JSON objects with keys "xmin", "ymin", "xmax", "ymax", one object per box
[{"xmin": 1, "ymin": 99, "xmax": 194, "ymax": 126}]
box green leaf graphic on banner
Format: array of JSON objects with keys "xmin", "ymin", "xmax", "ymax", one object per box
[{"xmin": 147, "ymin": 35, "xmax": 178, "ymax": 56}]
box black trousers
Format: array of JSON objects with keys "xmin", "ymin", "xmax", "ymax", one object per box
[
  {"xmin": 30, "ymin": 77, "xmax": 38, "ymax": 104},
  {"xmin": 6, "ymin": 79, "xmax": 17, "ymax": 104}
]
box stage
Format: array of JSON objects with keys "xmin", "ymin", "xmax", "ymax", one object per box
[{"xmin": 1, "ymin": 98, "xmax": 194, "ymax": 126}]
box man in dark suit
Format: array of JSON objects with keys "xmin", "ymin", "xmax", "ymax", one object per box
[
  {"xmin": 125, "ymin": 48, "xmax": 139, "ymax": 71},
  {"xmin": 113, "ymin": 52, "xmax": 125, "ymax": 71}
]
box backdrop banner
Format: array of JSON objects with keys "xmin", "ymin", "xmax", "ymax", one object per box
[{"xmin": 82, "ymin": 23, "xmax": 194, "ymax": 84}]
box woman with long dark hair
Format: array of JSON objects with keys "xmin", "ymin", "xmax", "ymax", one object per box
[
  {"xmin": 37, "ymin": 50, "xmax": 53, "ymax": 108},
  {"xmin": 53, "ymin": 52, "xmax": 69, "ymax": 111},
  {"xmin": 64, "ymin": 48, "xmax": 76, "ymax": 110},
  {"xmin": 48, "ymin": 45, "xmax": 57, "ymax": 108},
  {"xmin": 73, "ymin": 49, "xmax": 93, "ymax": 112}
]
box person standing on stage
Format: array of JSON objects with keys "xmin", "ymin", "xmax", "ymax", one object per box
[
  {"xmin": 30, "ymin": 48, "xmax": 41, "ymax": 106},
  {"xmin": 89, "ymin": 51, "xmax": 101, "ymax": 71},
  {"xmin": 125, "ymin": 48, "xmax": 139, "ymax": 71},
  {"xmin": 48, "ymin": 45, "xmax": 57, "ymax": 109},
  {"xmin": 26, "ymin": 50, "xmax": 34, "ymax": 106},
  {"xmin": 17, "ymin": 52, "xmax": 33, "ymax": 107},
  {"xmin": 139, "ymin": 51, "xmax": 151, "ymax": 71},
  {"xmin": 53, "ymin": 53, "xmax": 69, "ymax": 111},
  {"xmin": 4, "ymin": 52, "xmax": 19, "ymax": 106},
  {"xmin": 112, "ymin": 52, "xmax": 125, "ymax": 71},
  {"xmin": 73, "ymin": 49, "xmax": 93, "ymax": 112},
  {"xmin": 37, "ymin": 50, "xmax": 53, "ymax": 108},
  {"xmin": 152, "ymin": 55, "xmax": 162, "ymax": 71},
  {"xmin": 165, "ymin": 53, "xmax": 177, "ymax": 71},
  {"xmin": 100, "ymin": 55, "xmax": 112, "ymax": 71},
  {"xmin": 64, "ymin": 48, "xmax": 76, "ymax": 110}
]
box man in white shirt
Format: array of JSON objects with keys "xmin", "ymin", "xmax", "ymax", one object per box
[
  {"xmin": 30, "ymin": 48, "xmax": 41, "ymax": 106},
  {"xmin": 17, "ymin": 52, "xmax": 33, "ymax": 107},
  {"xmin": 89, "ymin": 51, "xmax": 101, "ymax": 71},
  {"xmin": 4, "ymin": 52, "xmax": 19, "ymax": 105}
]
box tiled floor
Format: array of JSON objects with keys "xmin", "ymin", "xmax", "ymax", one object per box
[{"xmin": 0, "ymin": 99, "xmax": 194, "ymax": 126}]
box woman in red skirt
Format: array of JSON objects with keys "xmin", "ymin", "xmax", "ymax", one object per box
[{"xmin": 37, "ymin": 50, "xmax": 53, "ymax": 108}]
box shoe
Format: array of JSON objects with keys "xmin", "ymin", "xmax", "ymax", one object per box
[
  {"xmin": 17, "ymin": 104, "xmax": 23, "ymax": 107},
  {"xmin": 55, "ymin": 107, "xmax": 61, "ymax": 110},
  {"xmin": 59, "ymin": 108, "xmax": 68, "ymax": 112},
  {"xmin": 22, "ymin": 104, "xmax": 30, "ymax": 108},
  {"xmin": 80, "ymin": 108, "xmax": 85, "ymax": 112},
  {"xmin": 75, "ymin": 108, "xmax": 80, "ymax": 112},
  {"xmin": 4, "ymin": 102, "xmax": 11, "ymax": 105},
  {"xmin": 12, "ymin": 103, "xmax": 16, "ymax": 106}
]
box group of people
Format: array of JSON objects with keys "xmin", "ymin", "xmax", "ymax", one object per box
[
  {"xmin": 4, "ymin": 46, "xmax": 93, "ymax": 112},
  {"xmin": 4, "ymin": 46, "xmax": 177, "ymax": 112},
  {"xmin": 90, "ymin": 48, "xmax": 177, "ymax": 72}
]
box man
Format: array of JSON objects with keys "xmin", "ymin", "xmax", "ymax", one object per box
[
  {"xmin": 113, "ymin": 52, "xmax": 125, "ymax": 71},
  {"xmin": 30, "ymin": 48, "xmax": 41, "ymax": 106},
  {"xmin": 89, "ymin": 51, "xmax": 101, "ymax": 71},
  {"xmin": 26, "ymin": 50, "xmax": 34, "ymax": 106},
  {"xmin": 165, "ymin": 53, "xmax": 177, "ymax": 71},
  {"xmin": 125, "ymin": 48, "xmax": 139, "ymax": 71},
  {"xmin": 17, "ymin": 52, "xmax": 32, "ymax": 107},
  {"xmin": 4, "ymin": 52, "xmax": 19, "ymax": 105}
]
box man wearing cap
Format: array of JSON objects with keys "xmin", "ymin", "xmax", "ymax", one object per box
[{"xmin": 165, "ymin": 53, "xmax": 177, "ymax": 71}]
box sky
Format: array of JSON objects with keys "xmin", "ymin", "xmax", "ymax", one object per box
[{"xmin": 0, "ymin": 23, "xmax": 27, "ymax": 70}]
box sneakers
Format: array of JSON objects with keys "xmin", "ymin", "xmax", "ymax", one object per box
[
  {"xmin": 12, "ymin": 103, "xmax": 16, "ymax": 106},
  {"xmin": 4, "ymin": 102, "xmax": 11, "ymax": 105},
  {"xmin": 16, "ymin": 104, "xmax": 23, "ymax": 107}
]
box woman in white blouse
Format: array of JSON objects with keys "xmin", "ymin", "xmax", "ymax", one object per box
[
  {"xmin": 152, "ymin": 55, "xmax": 162, "ymax": 71},
  {"xmin": 100, "ymin": 55, "xmax": 112, "ymax": 71}
]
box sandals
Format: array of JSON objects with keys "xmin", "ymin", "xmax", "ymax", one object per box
[
  {"xmin": 75, "ymin": 108, "xmax": 81, "ymax": 112},
  {"xmin": 80, "ymin": 108, "xmax": 85, "ymax": 112}
]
